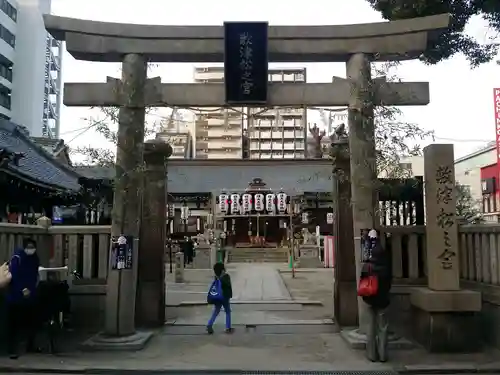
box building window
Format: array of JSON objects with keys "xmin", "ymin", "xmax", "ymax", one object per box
[
  {"xmin": 0, "ymin": 0, "xmax": 16, "ymax": 22},
  {"xmin": 0, "ymin": 25, "xmax": 15, "ymax": 47},
  {"xmin": 0, "ymin": 89, "xmax": 10, "ymax": 110},
  {"xmin": 0, "ymin": 60, "xmax": 12, "ymax": 82}
]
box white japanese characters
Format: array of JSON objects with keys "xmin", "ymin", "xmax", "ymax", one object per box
[
  {"xmin": 276, "ymin": 192, "xmax": 287, "ymax": 213},
  {"xmin": 218, "ymin": 194, "xmax": 229, "ymax": 212},
  {"xmin": 265, "ymin": 193, "xmax": 275, "ymax": 213},
  {"xmin": 230, "ymin": 193, "xmax": 240, "ymax": 214},
  {"xmin": 242, "ymin": 193, "xmax": 252, "ymax": 213},
  {"xmin": 254, "ymin": 193, "xmax": 264, "ymax": 212},
  {"xmin": 239, "ymin": 32, "xmax": 254, "ymax": 95}
]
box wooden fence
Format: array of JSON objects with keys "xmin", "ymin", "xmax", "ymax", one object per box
[{"xmin": 1, "ymin": 223, "xmax": 500, "ymax": 286}]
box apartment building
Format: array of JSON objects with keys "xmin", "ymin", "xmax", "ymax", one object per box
[
  {"xmin": 248, "ymin": 68, "xmax": 307, "ymax": 159},
  {"xmin": 192, "ymin": 66, "xmax": 308, "ymax": 159},
  {"xmin": 193, "ymin": 66, "xmax": 244, "ymax": 159},
  {"xmin": 155, "ymin": 118, "xmax": 195, "ymax": 159},
  {"xmin": 0, "ymin": 0, "xmax": 62, "ymax": 138}
]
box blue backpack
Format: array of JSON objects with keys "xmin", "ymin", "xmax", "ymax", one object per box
[{"xmin": 207, "ymin": 277, "xmax": 224, "ymax": 304}]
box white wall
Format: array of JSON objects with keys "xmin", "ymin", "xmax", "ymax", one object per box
[
  {"xmin": 455, "ymin": 147, "xmax": 496, "ymax": 204},
  {"xmin": 10, "ymin": 0, "xmax": 50, "ymax": 137},
  {"xmin": 0, "ymin": 0, "xmax": 16, "ymax": 120},
  {"xmin": 0, "ymin": 4, "xmax": 16, "ymax": 67}
]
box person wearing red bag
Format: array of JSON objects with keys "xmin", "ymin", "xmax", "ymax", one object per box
[{"xmin": 360, "ymin": 229, "xmax": 392, "ymax": 362}]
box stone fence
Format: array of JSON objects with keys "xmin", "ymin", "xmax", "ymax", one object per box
[
  {"xmin": 3, "ymin": 222, "xmax": 500, "ymax": 343},
  {"xmin": 1, "ymin": 222, "xmax": 497, "ymax": 286}
]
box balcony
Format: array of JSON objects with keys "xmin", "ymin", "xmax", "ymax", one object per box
[
  {"xmin": 46, "ymin": 45, "xmax": 60, "ymax": 72},
  {"xmin": 193, "ymin": 71, "xmax": 224, "ymax": 82},
  {"xmin": 44, "ymin": 68, "xmax": 58, "ymax": 95},
  {"xmin": 43, "ymin": 99, "xmax": 58, "ymax": 119}
]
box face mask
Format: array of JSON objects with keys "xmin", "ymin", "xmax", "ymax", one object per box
[{"xmin": 24, "ymin": 248, "xmax": 36, "ymax": 255}]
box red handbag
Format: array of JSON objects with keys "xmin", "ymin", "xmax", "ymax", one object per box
[{"xmin": 358, "ymin": 275, "xmax": 378, "ymax": 297}]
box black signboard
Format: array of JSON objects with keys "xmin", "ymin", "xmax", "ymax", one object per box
[{"xmin": 224, "ymin": 21, "xmax": 268, "ymax": 105}]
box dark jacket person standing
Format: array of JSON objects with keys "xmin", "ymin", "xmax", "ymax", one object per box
[
  {"xmin": 6, "ymin": 238, "xmax": 40, "ymax": 359},
  {"xmin": 360, "ymin": 229, "xmax": 392, "ymax": 362}
]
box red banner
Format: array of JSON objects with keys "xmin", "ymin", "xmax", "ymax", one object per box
[{"xmin": 495, "ymin": 88, "xmax": 500, "ymax": 164}]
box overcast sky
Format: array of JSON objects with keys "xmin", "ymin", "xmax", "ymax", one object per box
[{"xmin": 51, "ymin": 0, "xmax": 499, "ymax": 159}]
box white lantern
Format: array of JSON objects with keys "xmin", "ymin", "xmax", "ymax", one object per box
[
  {"xmin": 242, "ymin": 193, "xmax": 252, "ymax": 213},
  {"xmin": 277, "ymin": 192, "xmax": 287, "ymax": 213},
  {"xmin": 265, "ymin": 193, "xmax": 275, "ymax": 212},
  {"xmin": 254, "ymin": 193, "xmax": 264, "ymax": 212},
  {"xmin": 326, "ymin": 212, "xmax": 334, "ymax": 224},
  {"xmin": 301, "ymin": 212, "xmax": 309, "ymax": 224},
  {"xmin": 219, "ymin": 194, "xmax": 229, "ymax": 212},
  {"xmin": 180, "ymin": 206, "xmax": 190, "ymax": 220},
  {"xmin": 230, "ymin": 193, "xmax": 240, "ymax": 214}
]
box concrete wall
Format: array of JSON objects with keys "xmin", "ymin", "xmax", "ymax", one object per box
[
  {"xmin": 10, "ymin": 0, "xmax": 48, "ymax": 137},
  {"xmin": 455, "ymin": 146, "xmax": 496, "ymax": 208}
]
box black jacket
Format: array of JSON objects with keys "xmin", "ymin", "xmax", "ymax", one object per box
[
  {"xmin": 216, "ymin": 273, "xmax": 233, "ymax": 300},
  {"xmin": 360, "ymin": 237, "xmax": 392, "ymax": 309}
]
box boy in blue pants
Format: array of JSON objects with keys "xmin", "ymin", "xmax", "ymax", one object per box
[{"xmin": 207, "ymin": 262, "xmax": 233, "ymax": 334}]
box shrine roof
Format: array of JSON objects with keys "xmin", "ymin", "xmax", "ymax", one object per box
[
  {"xmin": 0, "ymin": 120, "xmax": 81, "ymax": 191},
  {"xmin": 76, "ymin": 159, "xmax": 333, "ymax": 193}
]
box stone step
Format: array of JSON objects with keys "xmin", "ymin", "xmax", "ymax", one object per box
[
  {"xmin": 229, "ymin": 255, "xmax": 288, "ymax": 261},
  {"xmin": 229, "ymin": 257, "xmax": 288, "ymax": 263},
  {"xmin": 163, "ymin": 321, "xmax": 338, "ymax": 335},
  {"xmin": 230, "ymin": 253, "xmax": 288, "ymax": 257}
]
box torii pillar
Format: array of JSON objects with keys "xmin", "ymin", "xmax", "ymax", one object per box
[
  {"xmin": 83, "ymin": 54, "xmax": 162, "ymax": 350},
  {"xmin": 339, "ymin": 58, "xmax": 426, "ymax": 349}
]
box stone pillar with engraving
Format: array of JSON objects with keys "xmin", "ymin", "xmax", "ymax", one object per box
[
  {"xmin": 136, "ymin": 140, "xmax": 172, "ymax": 327},
  {"xmin": 410, "ymin": 144, "xmax": 482, "ymax": 352},
  {"xmin": 330, "ymin": 129, "xmax": 357, "ymax": 327}
]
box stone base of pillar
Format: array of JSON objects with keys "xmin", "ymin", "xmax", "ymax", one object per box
[
  {"xmin": 81, "ymin": 331, "xmax": 154, "ymax": 351},
  {"xmin": 298, "ymin": 245, "xmax": 322, "ymax": 268},
  {"xmin": 340, "ymin": 328, "xmax": 414, "ymax": 350},
  {"xmin": 410, "ymin": 287, "xmax": 482, "ymax": 353}
]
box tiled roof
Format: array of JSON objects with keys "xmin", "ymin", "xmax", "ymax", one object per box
[
  {"xmin": 75, "ymin": 160, "xmax": 333, "ymax": 193},
  {"xmin": 166, "ymin": 163, "xmax": 332, "ymax": 193},
  {"xmin": 74, "ymin": 165, "xmax": 115, "ymax": 180},
  {"xmin": 0, "ymin": 120, "xmax": 81, "ymax": 191}
]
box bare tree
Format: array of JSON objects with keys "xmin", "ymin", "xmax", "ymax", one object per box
[
  {"xmin": 71, "ymin": 106, "xmax": 168, "ymax": 166},
  {"xmin": 372, "ymin": 62, "xmax": 434, "ymax": 178}
]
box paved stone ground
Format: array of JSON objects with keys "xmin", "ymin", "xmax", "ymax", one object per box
[
  {"xmin": 280, "ymin": 268, "xmax": 335, "ymax": 320},
  {"xmin": 231, "ymin": 263, "xmax": 291, "ymax": 301},
  {"xmin": 0, "ymin": 333, "xmax": 389, "ymax": 372},
  {"xmin": 165, "ymin": 268, "xmax": 224, "ymax": 307},
  {"xmin": 2, "ymin": 265, "xmax": 500, "ymax": 373},
  {"xmin": 166, "ymin": 264, "xmax": 333, "ymax": 325}
]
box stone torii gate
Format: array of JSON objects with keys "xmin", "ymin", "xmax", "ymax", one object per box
[{"xmin": 44, "ymin": 14, "xmax": 449, "ymax": 348}]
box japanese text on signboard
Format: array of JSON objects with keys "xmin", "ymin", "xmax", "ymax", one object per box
[
  {"xmin": 435, "ymin": 166, "xmax": 456, "ymax": 270},
  {"xmin": 239, "ymin": 32, "xmax": 253, "ymax": 95},
  {"xmin": 224, "ymin": 22, "xmax": 268, "ymax": 104}
]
